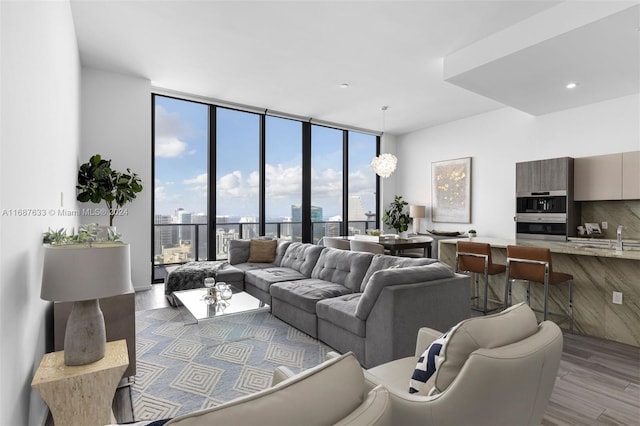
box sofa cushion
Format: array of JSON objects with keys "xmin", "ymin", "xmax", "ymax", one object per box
[
  {"xmin": 270, "ymin": 279, "xmax": 352, "ymax": 313},
  {"xmin": 247, "ymin": 239, "xmax": 278, "ymax": 263},
  {"xmin": 232, "ymin": 262, "xmax": 276, "ymax": 273},
  {"xmin": 360, "ymin": 254, "xmax": 437, "ymax": 292},
  {"xmin": 165, "ymin": 352, "xmax": 367, "ymax": 426},
  {"xmin": 279, "ymin": 243, "xmax": 324, "ymax": 276},
  {"xmin": 316, "ymin": 294, "xmax": 365, "ymax": 337},
  {"xmin": 274, "ymin": 240, "xmax": 293, "ymax": 266},
  {"xmin": 430, "ymin": 302, "xmax": 538, "ymax": 395},
  {"xmin": 311, "ymin": 249, "xmax": 374, "ymax": 292},
  {"xmin": 228, "ymin": 239, "xmax": 251, "ymax": 265},
  {"xmin": 245, "ymin": 267, "xmax": 308, "ymax": 293},
  {"xmin": 355, "ymin": 262, "xmax": 455, "ymax": 320}
]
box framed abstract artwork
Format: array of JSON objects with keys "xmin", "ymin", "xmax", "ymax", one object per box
[{"xmin": 431, "ymin": 157, "xmax": 471, "ymax": 223}]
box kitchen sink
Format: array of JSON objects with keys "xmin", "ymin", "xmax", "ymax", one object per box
[{"xmin": 574, "ymin": 243, "xmax": 640, "ymax": 252}]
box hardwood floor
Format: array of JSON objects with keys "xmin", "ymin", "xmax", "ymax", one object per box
[{"xmin": 108, "ymin": 284, "xmax": 638, "ymax": 425}]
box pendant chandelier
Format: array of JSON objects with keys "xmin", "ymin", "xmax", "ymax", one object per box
[{"xmin": 370, "ymin": 106, "xmax": 397, "ymax": 178}]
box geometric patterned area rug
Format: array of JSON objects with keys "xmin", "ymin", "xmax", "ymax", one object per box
[{"xmin": 132, "ymin": 307, "xmax": 334, "ymax": 420}]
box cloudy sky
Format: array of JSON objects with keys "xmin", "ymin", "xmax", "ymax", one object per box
[{"xmin": 154, "ymin": 96, "xmax": 376, "ymax": 220}]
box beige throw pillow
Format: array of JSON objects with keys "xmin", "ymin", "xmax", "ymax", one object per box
[{"xmin": 247, "ymin": 239, "xmax": 277, "ymax": 263}]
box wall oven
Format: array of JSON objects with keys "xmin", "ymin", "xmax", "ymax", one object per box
[
  {"xmin": 516, "ymin": 191, "xmax": 569, "ymax": 240},
  {"xmin": 516, "ymin": 213, "xmax": 567, "ymax": 240}
]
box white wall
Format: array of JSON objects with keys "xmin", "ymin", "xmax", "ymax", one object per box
[
  {"xmin": 81, "ymin": 68, "xmax": 152, "ymax": 290},
  {"xmin": 0, "ymin": 1, "xmax": 81, "ymax": 424},
  {"xmin": 392, "ymin": 94, "xmax": 640, "ymax": 239}
]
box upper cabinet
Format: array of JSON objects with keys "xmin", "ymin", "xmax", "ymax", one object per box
[
  {"xmin": 516, "ymin": 157, "xmax": 572, "ymax": 194},
  {"xmin": 622, "ymin": 151, "xmax": 640, "ymax": 200},
  {"xmin": 574, "ymin": 151, "xmax": 639, "ymax": 201}
]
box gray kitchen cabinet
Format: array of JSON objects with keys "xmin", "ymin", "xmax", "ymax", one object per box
[
  {"xmin": 622, "ymin": 151, "xmax": 640, "ymax": 199},
  {"xmin": 574, "ymin": 153, "xmax": 623, "ymax": 201},
  {"xmin": 516, "ymin": 157, "xmax": 572, "ymax": 193}
]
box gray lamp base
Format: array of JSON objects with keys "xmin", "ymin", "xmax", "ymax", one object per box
[{"xmin": 64, "ymin": 299, "xmax": 106, "ymax": 366}]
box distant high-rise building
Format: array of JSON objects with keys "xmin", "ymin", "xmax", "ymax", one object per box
[
  {"xmin": 177, "ymin": 209, "xmax": 192, "ymax": 244},
  {"xmin": 348, "ymin": 195, "xmax": 367, "ymax": 221},
  {"xmin": 291, "ymin": 205, "xmax": 324, "ymax": 241},
  {"xmin": 191, "ymin": 213, "xmax": 208, "ymax": 260},
  {"xmin": 154, "ymin": 214, "xmax": 173, "ymax": 255}
]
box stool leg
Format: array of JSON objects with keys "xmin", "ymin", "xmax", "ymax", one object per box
[
  {"xmin": 569, "ymin": 280, "xmax": 574, "ymax": 333},
  {"xmin": 504, "ymin": 263, "xmax": 511, "ymax": 309},
  {"xmin": 483, "ymin": 270, "xmax": 489, "ymax": 314},
  {"xmin": 543, "ymin": 278, "xmax": 549, "ymax": 322}
]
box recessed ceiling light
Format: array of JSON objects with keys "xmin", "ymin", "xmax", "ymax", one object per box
[
  {"xmin": 339, "ymin": 83, "xmax": 349, "ymax": 89},
  {"xmin": 566, "ymin": 82, "xmax": 579, "ymax": 89}
]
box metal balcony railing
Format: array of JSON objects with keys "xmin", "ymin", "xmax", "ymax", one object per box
[{"xmin": 152, "ymin": 220, "xmax": 377, "ymax": 282}]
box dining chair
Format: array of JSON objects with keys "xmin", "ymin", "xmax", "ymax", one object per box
[
  {"xmin": 350, "ymin": 240, "xmax": 385, "ymax": 254},
  {"xmin": 323, "ymin": 237, "xmax": 351, "ymax": 250}
]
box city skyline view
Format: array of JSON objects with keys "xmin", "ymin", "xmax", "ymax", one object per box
[{"xmin": 154, "ymin": 96, "xmax": 377, "ymax": 220}]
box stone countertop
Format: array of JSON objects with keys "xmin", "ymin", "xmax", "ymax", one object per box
[{"xmin": 439, "ymin": 237, "xmax": 640, "ymax": 261}]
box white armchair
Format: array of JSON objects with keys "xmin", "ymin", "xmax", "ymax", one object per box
[
  {"xmin": 364, "ymin": 303, "xmax": 562, "ymax": 425},
  {"xmin": 163, "ymin": 352, "xmax": 390, "ymax": 426}
]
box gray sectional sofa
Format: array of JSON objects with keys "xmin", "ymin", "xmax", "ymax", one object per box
[{"xmin": 225, "ymin": 239, "xmax": 471, "ymax": 368}]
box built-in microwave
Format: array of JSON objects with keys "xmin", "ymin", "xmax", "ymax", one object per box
[
  {"xmin": 515, "ymin": 213, "xmax": 567, "ymax": 241},
  {"xmin": 516, "ymin": 191, "xmax": 567, "ymax": 214}
]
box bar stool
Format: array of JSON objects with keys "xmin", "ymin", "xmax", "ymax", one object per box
[
  {"xmin": 455, "ymin": 241, "xmax": 506, "ymax": 314},
  {"xmin": 505, "ymin": 245, "xmax": 574, "ymax": 332}
]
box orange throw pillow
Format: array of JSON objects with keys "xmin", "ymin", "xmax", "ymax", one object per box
[{"xmin": 247, "ymin": 239, "xmax": 277, "ymax": 263}]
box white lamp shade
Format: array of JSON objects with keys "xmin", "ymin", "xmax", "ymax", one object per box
[
  {"xmin": 41, "ymin": 244, "xmax": 133, "ymax": 302},
  {"xmin": 409, "ymin": 205, "xmax": 426, "ymax": 218}
]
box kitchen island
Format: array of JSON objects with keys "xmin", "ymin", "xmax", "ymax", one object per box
[{"xmin": 439, "ymin": 237, "xmax": 640, "ymax": 347}]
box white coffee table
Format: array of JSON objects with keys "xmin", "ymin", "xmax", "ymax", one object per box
[{"xmin": 173, "ymin": 288, "xmax": 269, "ymax": 324}]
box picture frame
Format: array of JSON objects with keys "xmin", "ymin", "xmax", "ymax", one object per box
[
  {"xmin": 584, "ymin": 222, "xmax": 602, "ymax": 236},
  {"xmin": 431, "ymin": 157, "xmax": 472, "ymax": 223}
]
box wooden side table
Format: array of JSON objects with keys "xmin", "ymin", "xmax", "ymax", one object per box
[{"xmin": 32, "ymin": 339, "xmax": 129, "ymax": 426}]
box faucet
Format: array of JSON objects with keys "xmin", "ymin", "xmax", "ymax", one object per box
[{"xmin": 616, "ymin": 225, "xmax": 624, "ymax": 250}]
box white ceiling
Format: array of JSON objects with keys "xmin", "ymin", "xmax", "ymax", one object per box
[{"xmin": 70, "ymin": 0, "xmax": 639, "ymax": 135}]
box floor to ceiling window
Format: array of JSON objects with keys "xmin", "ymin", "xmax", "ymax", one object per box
[
  {"xmin": 153, "ymin": 96, "xmax": 209, "ymax": 272},
  {"xmin": 215, "ymin": 108, "xmax": 260, "ymax": 256},
  {"xmin": 265, "ymin": 116, "xmax": 303, "ymax": 241},
  {"xmin": 311, "ymin": 125, "xmax": 343, "ymax": 243},
  {"xmin": 348, "ymin": 131, "xmax": 378, "ymax": 235},
  {"xmin": 152, "ymin": 93, "xmax": 379, "ymax": 281}
]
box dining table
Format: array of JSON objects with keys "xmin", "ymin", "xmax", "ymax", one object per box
[
  {"xmin": 377, "ymin": 236, "xmax": 433, "ymax": 258},
  {"xmin": 320, "ymin": 235, "xmax": 434, "ymax": 258}
]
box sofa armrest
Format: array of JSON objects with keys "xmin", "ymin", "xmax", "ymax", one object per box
[
  {"xmin": 363, "ymin": 273, "xmax": 470, "ymax": 368},
  {"xmin": 415, "ymin": 328, "xmax": 443, "ymax": 357},
  {"xmin": 326, "ymin": 350, "xmax": 342, "ymax": 361},
  {"xmin": 271, "ymin": 366, "xmax": 296, "ymax": 386},
  {"xmin": 333, "ymin": 385, "xmax": 391, "ymax": 426}
]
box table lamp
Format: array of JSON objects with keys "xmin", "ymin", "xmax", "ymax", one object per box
[
  {"xmin": 409, "ymin": 205, "xmax": 425, "ymax": 234},
  {"xmin": 41, "ymin": 243, "xmax": 133, "ymax": 366}
]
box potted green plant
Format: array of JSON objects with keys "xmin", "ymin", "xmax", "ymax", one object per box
[
  {"xmin": 43, "ymin": 224, "xmax": 123, "ymax": 245},
  {"xmin": 468, "ymin": 229, "xmax": 477, "ymax": 238},
  {"xmin": 76, "ymin": 154, "xmax": 143, "ymax": 227},
  {"xmin": 382, "ymin": 195, "xmax": 411, "ymax": 236}
]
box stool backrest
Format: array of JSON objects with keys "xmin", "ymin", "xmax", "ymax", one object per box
[
  {"xmin": 456, "ymin": 241, "xmax": 491, "ymax": 274},
  {"xmin": 506, "ymin": 245, "xmax": 552, "ymax": 283}
]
